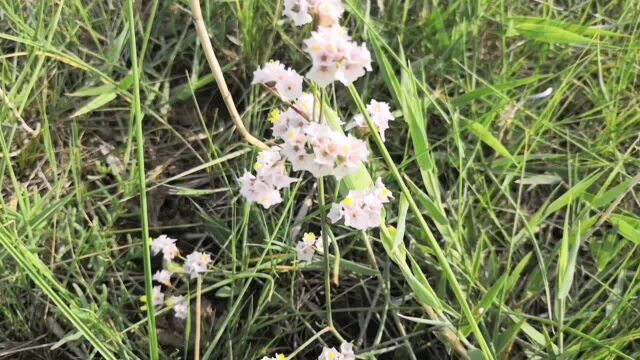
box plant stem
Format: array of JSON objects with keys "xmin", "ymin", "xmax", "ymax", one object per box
[
  {"xmin": 317, "ymin": 90, "xmax": 334, "ymax": 330},
  {"xmin": 195, "ymin": 276, "xmax": 203, "ymax": 360},
  {"xmin": 126, "ymin": 0, "xmax": 159, "ymax": 358}
]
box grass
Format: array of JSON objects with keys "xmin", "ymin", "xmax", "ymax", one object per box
[{"xmin": 1, "ymin": 0, "xmax": 640, "ymax": 359}]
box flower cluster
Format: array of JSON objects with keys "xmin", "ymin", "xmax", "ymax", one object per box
[
  {"xmin": 242, "ymin": 0, "xmax": 376, "ymax": 209},
  {"xmin": 144, "ymin": 235, "xmax": 213, "ymax": 319},
  {"xmin": 304, "ymin": 24, "xmax": 372, "ymax": 87},
  {"xmin": 239, "ymin": 149, "xmax": 298, "ymax": 208},
  {"xmin": 348, "ymin": 99, "xmax": 395, "ymax": 141},
  {"xmin": 284, "ymin": 0, "xmax": 344, "ymax": 27},
  {"xmin": 281, "ymin": 121, "xmax": 369, "ymax": 179},
  {"xmin": 252, "ymin": 61, "xmax": 304, "ymax": 101},
  {"xmin": 328, "ymin": 178, "xmax": 392, "ymax": 230},
  {"xmin": 270, "ymin": 93, "xmax": 369, "ymax": 179},
  {"xmin": 295, "ymin": 232, "xmax": 325, "ymax": 262}
]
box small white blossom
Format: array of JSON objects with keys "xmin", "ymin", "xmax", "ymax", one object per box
[
  {"xmin": 252, "ymin": 61, "xmax": 303, "ymax": 101},
  {"xmin": 151, "ymin": 235, "xmax": 179, "ymax": 261},
  {"xmin": 261, "ymin": 354, "xmax": 288, "ymax": 360},
  {"xmin": 152, "ymin": 269, "xmax": 172, "ymax": 286},
  {"xmin": 318, "ymin": 346, "xmax": 343, "ymax": 360},
  {"xmin": 328, "ymin": 178, "xmax": 392, "ymax": 230},
  {"xmin": 184, "ymin": 251, "xmax": 211, "ymax": 279},
  {"xmin": 348, "ymin": 100, "xmax": 394, "ymax": 141},
  {"xmin": 166, "ymin": 295, "xmax": 188, "ymax": 319},
  {"xmin": 296, "ymin": 232, "xmax": 325, "ymax": 262}
]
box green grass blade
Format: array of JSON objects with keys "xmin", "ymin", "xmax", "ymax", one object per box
[
  {"xmin": 126, "ymin": 0, "xmax": 159, "ymax": 358},
  {"xmin": 0, "ymin": 226, "xmax": 121, "ymax": 360}
]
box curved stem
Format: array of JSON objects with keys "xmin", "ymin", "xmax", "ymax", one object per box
[{"xmin": 190, "ymin": 0, "xmax": 269, "ymax": 150}]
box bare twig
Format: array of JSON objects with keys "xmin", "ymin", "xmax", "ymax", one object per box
[{"xmin": 190, "ymin": 0, "xmax": 269, "ymax": 150}]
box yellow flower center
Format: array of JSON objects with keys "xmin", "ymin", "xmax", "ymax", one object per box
[
  {"xmin": 288, "ymin": 129, "xmax": 298, "ymax": 140},
  {"xmin": 303, "ymin": 232, "xmax": 316, "ymax": 243},
  {"xmin": 328, "ymin": 352, "xmax": 337, "ymax": 359},
  {"xmin": 269, "ymin": 109, "xmax": 282, "ymax": 124},
  {"xmin": 343, "ymin": 197, "xmax": 354, "ymax": 207},
  {"xmin": 383, "ymin": 188, "xmax": 391, "ymax": 197},
  {"xmin": 276, "ymin": 355, "xmax": 287, "ymax": 360},
  {"xmin": 254, "ymin": 162, "xmax": 263, "ymax": 171}
]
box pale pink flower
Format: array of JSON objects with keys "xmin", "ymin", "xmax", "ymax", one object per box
[
  {"xmin": 239, "ymin": 149, "xmax": 298, "ymax": 208},
  {"xmin": 239, "ymin": 172, "xmax": 283, "ymax": 208},
  {"xmin": 348, "ymin": 100, "xmax": 394, "ymax": 140},
  {"xmin": 284, "ymin": 0, "xmax": 344, "ymax": 27},
  {"xmin": 252, "ymin": 61, "xmax": 303, "ymax": 101},
  {"xmin": 304, "ymin": 25, "xmax": 371, "ymax": 87},
  {"xmin": 284, "ymin": 0, "xmax": 313, "ymax": 26},
  {"xmin": 328, "ymin": 179, "xmax": 391, "ymax": 230}
]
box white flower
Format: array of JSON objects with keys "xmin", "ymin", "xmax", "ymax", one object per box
[
  {"xmin": 261, "ymin": 354, "xmax": 287, "ymax": 360},
  {"xmin": 284, "ymin": 0, "xmax": 344, "ymax": 27},
  {"xmin": 184, "ymin": 251, "xmax": 211, "ymax": 279},
  {"xmin": 304, "ymin": 25, "xmax": 371, "ymax": 87},
  {"xmin": 348, "ymin": 100, "xmax": 394, "ymax": 141},
  {"xmin": 252, "ymin": 61, "xmax": 303, "ymax": 101},
  {"xmin": 328, "ymin": 178, "xmax": 392, "ymax": 230},
  {"xmin": 152, "ymin": 269, "xmax": 172, "ymax": 286},
  {"xmin": 152, "ymin": 285, "xmax": 164, "ymax": 308},
  {"xmin": 151, "ymin": 235, "xmax": 179, "ymax": 261},
  {"xmin": 239, "ymin": 172, "xmax": 283, "ymax": 208},
  {"xmin": 166, "ymin": 295, "xmax": 188, "ymax": 319},
  {"xmin": 317, "ymin": 342, "xmax": 355, "ymax": 360},
  {"xmin": 314, "ymin": 0, "xmax": 344, "ymax": 26},
  {"xmin": 318, "ymin": 346, "xmax": 343, "ymax": 360},
  {"xmin": 283, "ymin": 0, "xmax": 313, "ymax": 26}
]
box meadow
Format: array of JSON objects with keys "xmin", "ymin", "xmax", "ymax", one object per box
[{"xmin": 1, "ymin": 0, "xmax": 639, "ymax": 359}]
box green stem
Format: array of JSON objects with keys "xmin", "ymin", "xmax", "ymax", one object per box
[
  {"xmin": 348, "ymin": 85, "xmax": 494, "ymax": 360},
  {"xmin": 317, "ymin": 90, "xmax": 334, "ymax": 329},
  {"xmin": 126, "ymin": 0, "xmax": 159, "ymax": 358}
]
